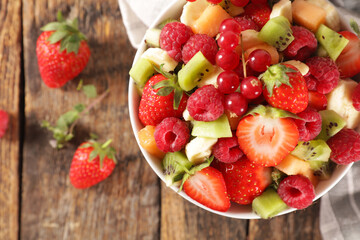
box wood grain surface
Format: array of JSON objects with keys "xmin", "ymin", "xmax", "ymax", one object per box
[
  {"xmin": 0, "ymin": 0, "xmax": 22, "ymax": 239},
  {"xmin": 0, "ymin": 0, "xmax": 323, "ymax": 239}
]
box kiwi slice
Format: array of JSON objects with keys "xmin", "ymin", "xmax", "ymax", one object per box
[
  {"xmin": 178, "ymin": 51, "xmax": 215, "ymax": 91},
  {"xmin": 129, "ymin": 58, "xmax": 155, "ymax": 89},
  {"xmin": 252, "ymin": 188, "xmax": 288, "ymax": 219},
  {"xmin": 192, "ymin": 114, "xmax": 232, "ymax": 138},
  {"xmin": 145, "ymin": 28, "xmax": 161, "ymax": 48},
  {"xmin": 317, "ymin": 110, "xmax": 346, "ymax": 141},
  {"xmin": 315, "ymin": 24, "xmax": 349, "ymax": 61},
  {"xmin": 162, "ymin": 152, "xmax": 193, "ymax": 187},
  {"xmin": 312, "ymin": 160, "xmax": 336, "ymax": 180},
  {"xmin": 258, "ymin": 15, "xmax": 294, "ymax": 51},
  {"xmin": 291, "ymin": 140, "xmax": 331, "ymax": 162}
]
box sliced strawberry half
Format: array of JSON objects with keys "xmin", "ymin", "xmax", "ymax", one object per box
[
  {"xmin": 214, "ymin": 157, "xmax": 272, "ymax": 205},
  {"xmin": 308, "ymin": 91, "xmax": 327, "ymax": 111},
  {"xmin": 183, "ymin": 166, "xmax": 230, "ymax": 212},
  {"xmin": 236, "ymin": 106, "xmax": 299, "ymax": 167},
  {"xmin": 336, "ymin": 31, "xmax": 360, "ymax": 78}
]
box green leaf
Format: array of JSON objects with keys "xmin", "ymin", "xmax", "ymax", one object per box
[
  {"xmin": 56, "ymin": 110, "xmax": 79, "ymax": 130},
  {"xmin": 173, "ymin": 87, "xmax": 182, "ymax": 110},
  {"xmin": 260, "ymin": 64, "xmax": 294, "ymax": 97},
  {"xmin": 82, "ymin": 85, "xmax": 98, "ymax": 98},
  {"xmin": 152, "ymin": 80, "xmax": 172, "ymax": 89},
  {"xmin": 64, "ymin": 133, "xmax": 74, "ymax": 141},
  {"xmin": 89, "ymin": 132, "xmax": 99, "ymax": 140},
  {"xmin": 59, "ymin": 35, "xmax": 71, "ymax": 52},
  {"xmin": 156, "ymin": 87, "xmax": 173, "ymax": 96},
  {"xmin": 74, "ymin": 103, "xmax": 86, "ymax": 112},
  {"xmin": 71, "ymin": 18, "xmax": 79, "ymax": 29},
  {"xmin": 41, "ymin": 22, "xmax": 62, "ymax": 31},
  {"xmin": 57, "ymin": 10, "xmax": 65, "ymax": 22},
  {"xmin": 89, "ymin": 150, "xmax": 98, "ymax": 162},
  {"xmin": 350, "ymin": 19, "xmax": 360, "ymax": 36},
  {"xmin": 47, "ymin": 30, "xmax": 68, "ymax": 44}
]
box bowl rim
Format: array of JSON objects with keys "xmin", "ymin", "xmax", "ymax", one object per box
[{"xmin": 128, "ymin": 0, "xmax": 354, "ymax": 219}]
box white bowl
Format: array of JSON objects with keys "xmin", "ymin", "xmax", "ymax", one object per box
[{"xmin": 128, "ymin": 0, "xmax": 353, "ymax": 219}]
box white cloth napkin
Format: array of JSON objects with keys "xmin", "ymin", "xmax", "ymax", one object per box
[{"xmin": 119, "ymin": 0, "xmax": 360, "ymax": 239}]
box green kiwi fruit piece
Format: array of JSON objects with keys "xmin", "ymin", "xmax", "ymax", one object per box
[
  {"xmin": 219, "ymin": 0, "xmax": 244, "ymax": 17},
  {"xmin": 162, "ymin": 152, "xmax": 192, "ymax": 187},
  {"xmin": 129, "ymin": 58, "xmax": 155, "ymax": 88},
  {"xmin": 192, "ymin": 114, "xmax": 232, "ymax": 139},
  {"xmin": 291, "ymin": 140, "xmax": 331, "ymax": 162},
  {"xmin": 316, "ymin": 24, "xmax": 349, "ymax": 61},
  {"xmin": 178, "ymin": 51, "xmax": 215, "ymax": 91},
  {"xmin": 252, "ymin": 188, "xmax": 288, "ymax": 219},
  {"xmin": 258, "ymin": 16, "xmax": 294, "ymax": 51},
  {"xmin": 317, "ymin": 110, "xmax": 346, "ymax": 141}
]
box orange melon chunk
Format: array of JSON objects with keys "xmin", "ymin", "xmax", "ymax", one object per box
[
  {"xmin": 237, "ymin": 30, "xmax": 265, "ymax": 52},
  {"xmin": 292, "ymin": 0, "xmax": 326, "ymax": 32},
  {"xmin": 244, "ymin": 43, "xmax": 280, "ymax": 65},
  {"xmin": 275, "ymin": 154, "xmax": 319, "ymax": 186},
  {"xmin": 193, "ymin": 5, "xmax": 231, "ymax": 38},
  {"xmin": 138, "ymin": 125, "xmax": 165, "ymax": 159}
]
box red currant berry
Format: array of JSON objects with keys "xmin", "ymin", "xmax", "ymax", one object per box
[
  {"xmin": 224, "ymin": 92, "xmax": 248, "ymax": 117},
  {"xmin": 216, "ymin": 49, "xmax": 240, "ymax": 71},
  {"xmin": 219, "ymin": 18, "xmax": 242, "ymax": 34},
  {"xmin": 240, "ymin": 76, "xmax": 263, "ymax": 99},
  {"xmin": 230, "ymin": 0, "xmax": 250, "ymax": 7},
  {"xmin": 218, "ymin": 31, "xmax": 240, "ymax": 51},
  {"xmin": 248, "ymin": 49, "xmax": 272, "ymax": 73},
  {"xmin": 207, "ymin": 0, "xmax": 223, "ymax": 3},
  {"xmin": 217, "ymin": 71, "xmax": 240, "ymax": 94}
]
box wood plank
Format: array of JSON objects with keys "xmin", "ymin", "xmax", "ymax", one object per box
[
  {"xmin": 161, "ymin": 183, "xmax": 248, "ymax": 240},
  {"xmin": 248, "ymin": 201, "xmax": 322, "ymax": 240},
  {"xmin": 21, "ymin": 0, "xmax": 160, "ymax": 239},
  {"xmin": 0, "ymin": 0, "xmax": 22, "ymax": 239}
]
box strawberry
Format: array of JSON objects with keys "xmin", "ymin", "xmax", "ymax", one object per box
[
  {"xmin": 261, "ymin": 64, "xmax": 308, "ymax": 114},
  {"xmin": 244, "ymin": 3, "xmax": 271, "ymax": 28},
  {"xmin": 213, "ymin": 157, "xmax": 272, "ymax": 205},
  {"xmin": 308, "ymin": 91, "xmax": 327, "ymax": 111},
  {"xmin": 36, "ymin": 11, "xmax": 90, "ymax": 88},
  {"xmin": 236, "ymin": 105, "xmax": 299, "ymax": 167},
  {"xmin": 183, "ymin": 166, "xmax": 230, "ymax": 212},
  {"xmin": 69, "ymin": 140, "xmax": 117, "ymax": 189},
  {"xmin": 139, "ymin": 70, "xmax": 188, "ymax": 126},
  {"xmin": 0, "ymin": 110, "xmax": 9, "ymax": 138},
  {"xmin": 336, "ymin": 31, "xmax": 360, "ymax": 78}
]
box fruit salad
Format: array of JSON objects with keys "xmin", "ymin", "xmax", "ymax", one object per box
[{"xmin": 129, "ymin": 0, "xmax": 360, "ymax": 219}]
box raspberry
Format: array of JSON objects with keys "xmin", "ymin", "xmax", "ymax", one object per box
[
  {"xmin": 304, "ymin": 57, "xmax": 340, "ymax": 94},
  {"xmin": 154, "ymin": 117, "xmax": 190, "ymax": 153},
  {"xmin": 0, "ymin": 110, "xmax": 9, "ymax": 138},
  {"xmin": 327, "ymin": 128, "xmax": 360, "ymax": 165},
  {"xmin": 293, "ymin": 108, "xmax": 322, "ymax": 141},
  {"xmin": 278, "ymin": 175, "xmax": 315, "ymax": 210},
  {"xmin": 352, "ymin": 83, "xmax": 360, "ymax": 111},
  {"xmin": 160, "ymin": 22, "xmax": 193, "ymax": 62},
  {"xmin": 244, "ymin": 3, "xmax": 271, "ymax": 28},
  {"xmin": 212, "ymin": 133, "xmax": 244, "ymax": 163},
  {"xmin": 182, "ymin": 34, "xmax": 218, "ymax": 64},
  {"xmin": 234, "ymin": 16, "xmax": 260, "ymax": 32},
  {"xmin": 187, "ymin": 85, "xmax": 224, "ymax": 122},
  {"xmin": 284, "ymin": 26, "xmax": 317, "ymax": 61}
]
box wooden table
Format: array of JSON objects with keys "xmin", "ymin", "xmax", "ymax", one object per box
[{"xmin": 0, "ymin": 0, "xmax": 322, "ymax": 239}]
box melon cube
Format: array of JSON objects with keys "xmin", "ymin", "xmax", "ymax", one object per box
[{"xmin": 292, "ymin": 0, "xmax": 326, "ymax": 32}]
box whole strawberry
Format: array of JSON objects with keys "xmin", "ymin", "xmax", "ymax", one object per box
[
  {"xmin": 261, "ymin": 64, "xmax": 308, "ymax": 114},
  {"xmin": 139, "ymin": 69, "xmax": 188, "ymax": 126},
  {"xmin": 213, "ymin": 157, "xmax": 272, "ymax": 205},
  {"xmin": 36, "ymin": 11, "xmax": 90, "ymax": 88},
  {"xmin": 70, "ymin": 140, "xmax": 117, "ymax": 189}
]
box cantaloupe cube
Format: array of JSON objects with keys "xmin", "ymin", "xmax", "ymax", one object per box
[
  {"xmin": 244, "ymin": 43, "xmax": 280, "ymax": 65},
  {"xmin": 193, "ymin": 5, "xmax": 231, "ymax": 38},
  {"xmin": 275, "ymin": 154, "xmax": 319, "ymax": 186},
  {"xmin": 138, "ymin": 125, "xmax": 165, "ymax": 159},
  {"xmin": 292, "ymin": 0, "xmax": 326, "ymax": 32}
]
